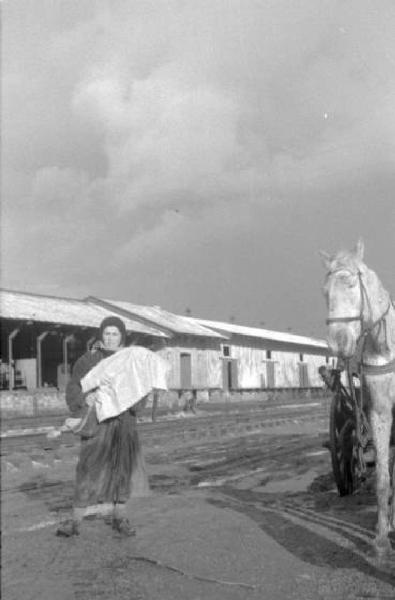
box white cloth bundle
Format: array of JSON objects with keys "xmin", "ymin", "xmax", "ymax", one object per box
[{"xmin": 80, "ymin": 346, "xmax": 170, "ymax": 422}]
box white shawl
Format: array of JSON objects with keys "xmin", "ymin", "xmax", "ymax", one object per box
[{"xmin": 80, "ymin": 346, "xmax": 170, "ymax": 422}]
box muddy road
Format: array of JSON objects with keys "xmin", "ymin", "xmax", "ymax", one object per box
[{"xmin": 2, "ymin": 402, "xmax": 394, "ymax": 600}]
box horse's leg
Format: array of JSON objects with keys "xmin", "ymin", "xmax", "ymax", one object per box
[
  {"xmin": 390, "ymin": 449, "xmax": 395, "ymax": 531},
  {"xmin": 370, "ymin": 404, "xmax": 392, "ymax": 555}
]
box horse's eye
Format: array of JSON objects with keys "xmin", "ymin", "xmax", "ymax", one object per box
[{"xmin": 340, "ymin": 275, "xmax": 357, "ymax": 287}]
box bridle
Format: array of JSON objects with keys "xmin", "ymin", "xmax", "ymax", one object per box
[
  {"xmin": 325, "ymin": 266, "xmax": 395, "ymax": 376},
  {"xmin": 325, "ymin": 268, "xmax": 392, "ymax": 348}
]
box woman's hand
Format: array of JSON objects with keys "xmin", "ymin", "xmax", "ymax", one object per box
[{"xmin": 85, "ymin": 391, "xmax": 97, "ymax": 407}]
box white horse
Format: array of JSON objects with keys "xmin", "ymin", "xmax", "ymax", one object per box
[{"xmin": 321, "ymin": 239, "xmax": 395, "ymax": 557}]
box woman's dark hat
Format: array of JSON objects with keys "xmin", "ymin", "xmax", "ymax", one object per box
[{"xmin": 99, "ymin": 316, "xmax": 126, "ymax": 343}]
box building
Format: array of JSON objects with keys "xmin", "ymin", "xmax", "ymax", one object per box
[
  {"xmin": 85, "ymin": 296, "xmax": 227, "ymax": 393},
  {"xmin": 0, "ymin": 288, "xmax": 331, "ymax": 394},
  {"xmin": 193, "ymin": 318, "xmax": 332, "ymax": 390},
  {"xmin": 0, "ymin": 289, "xmax": 167, "ymax": 390}
]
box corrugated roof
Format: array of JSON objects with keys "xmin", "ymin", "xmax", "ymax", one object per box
[
  {"xmin": 0, "ymin": 289, "xmax": 167, "ymax": 337},
  {"xmin": 0, "ymin": 288, "xmax": 328, "ymax": 348},
  {"xmin": 193, "ymin": 318, "xmax": 329, "ymax": 350},
  {"xmin": 91, "ymin": 298, "xmax": 227, "ymax": 338}
]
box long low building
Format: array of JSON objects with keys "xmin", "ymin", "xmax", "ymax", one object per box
[
  {"xmin": 0, "ymin": 288, "xmax": 332, "ymax": 393},
  {"xmin": 0, "ymin": 289, "xmax": 166, "ymax": 389},
  {"xmin": 192, "ymin": 318, "xmax": 332, "ymax": 390}
]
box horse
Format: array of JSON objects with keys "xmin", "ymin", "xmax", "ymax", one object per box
[{"xmin": 320, "ymin": 239, "xmax": 395, "ymax": 557}]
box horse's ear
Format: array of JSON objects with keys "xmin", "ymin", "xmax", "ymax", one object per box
[
  {"xmin": 354, "ymin": 238, "xmax": 364, "ymax": 261},
  {"xmin": 319, "ymin": 250, "xmax": 332, "ymax": 270}
]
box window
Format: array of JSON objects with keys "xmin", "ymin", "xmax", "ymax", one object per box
[
  {"xmin": 266, "ymin": 350, "xmax": 272, "ymax": 360},
  {"xmin": 223, "ymin": 345, "xmax": 230, "ymax": 357},
  {"xmin": 299, "ymin": 353, "xmax": 304, "ymax": 362}
]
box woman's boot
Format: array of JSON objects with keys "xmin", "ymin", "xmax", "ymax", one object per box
[
  {"xmin": 112, "ymin": 503, "xmax": 136, "ymax": 536},
  {"xmin": 56, "ymin": 507, "xmax": 84, "ymax": 537}
]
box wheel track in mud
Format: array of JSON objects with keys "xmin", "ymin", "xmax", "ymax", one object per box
[
  {"xmin": 1, "ymin": 408, "xmax": 328, "ymax": 500},
  {"xmin": 167, "ymin": 429, "xmax": 329, "ymax": 487}
]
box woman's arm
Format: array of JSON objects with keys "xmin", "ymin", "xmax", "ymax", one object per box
[{"xmin": 65, "ymin": 352, "xmax": 101, "ymax": 416}]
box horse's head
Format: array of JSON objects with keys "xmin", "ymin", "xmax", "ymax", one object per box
[{"xmin": 320, "ymin": 239, "xmax": 365, "ymax": 359}]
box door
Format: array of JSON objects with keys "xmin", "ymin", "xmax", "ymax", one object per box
[
  {"xmin": 230, "ymin": 359, "xmax": 238, "ymax": 389},
  {"xmin": 222, "ymin": 359, "xmax": 238, "ymax": 390},
  {"xmin": 266, "ymin": 361, "xmax": 275, "ymax": 388},
  {"xmin": 299, "ymin": 363, "xmax": 309, "ymax": 387},
  {"xmin": 180, "ymin": 353, "xmax": 192, "ymax": 389},
  {"xmin": 222, "ymin": 359, "xmax": 230, "ymax": 390}
]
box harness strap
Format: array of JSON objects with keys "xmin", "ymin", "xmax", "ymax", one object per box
[
  {"xmin": 326, "ymin": 316, "xmax": 360, "ymax": 324},
  {"xmin": 326, "ymin": 270, "xmax": 365, "ymax": 325},
  {"xmin": 361, "ymin": 357, "xmax": 395, "ymax": 376},
  {"xmin": 346, "ymin": 362, "xmax": 366, "ymax": 475},
  {"xmin": 362, "ymin": 300, "xmax": 392, "ymax": 337}
]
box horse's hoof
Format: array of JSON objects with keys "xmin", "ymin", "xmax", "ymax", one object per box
[
  {"xmin": 112, "ymin": 517, "xmax": 136, "ymax": 537},
  {"xmin": 373, "ymin": 547, "xmax": 395, "ymax": 571}
]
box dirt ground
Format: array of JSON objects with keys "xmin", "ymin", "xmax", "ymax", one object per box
[{"xmin": 2, "ymin": 416, "xmax": 395, "ymax": 600}]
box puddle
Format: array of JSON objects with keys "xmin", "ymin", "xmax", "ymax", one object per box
[
  {"xmin": 19, "ymin": 519, "xmax": 57, "ymax": 532},
  {"xmin": 256, "ymin": 469, "xmax": 319, "ymax": 493},
  {"xmin": 305, "ymin": 450, "xmax": 328, "ymax": 457},
  {"xmin": 196, "ymin": 467, "xmax": 268, "ymax": 488},
  {"xmin": 149, "ymin": 473, "xmax": 187, "ymax": 493}
]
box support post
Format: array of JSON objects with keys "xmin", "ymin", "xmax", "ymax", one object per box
[
  {"xmin": 8, "ymin": 329, "xmax": 20, "ymax": 390},
  {"xmin": 62, "ymin": 334, "xmax": 74, "ymax": 387},
  {"xmin": 191, "ymin": 389, "xmax": 197, "ymax": 413},
  {"xmin": 36, "ymin": 331, "xmax": 49, "ymax": 388},
  {"xmin": 152, "ymin": 390, "xmax": 159, "ymax": 422}
]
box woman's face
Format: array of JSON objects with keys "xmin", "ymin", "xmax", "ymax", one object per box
[{"xmin": 102, "ymin": 326, "xmax": 123, "ymax": 351}]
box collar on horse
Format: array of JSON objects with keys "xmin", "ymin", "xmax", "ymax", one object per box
[{"xmin": 325, "ymin": 268, "xmax": 395, "ymax": 376}]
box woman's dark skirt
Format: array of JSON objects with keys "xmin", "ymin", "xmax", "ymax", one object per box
[{"xmin": 74, "ymin": 410, "xmax": 149, "ymax": 507}]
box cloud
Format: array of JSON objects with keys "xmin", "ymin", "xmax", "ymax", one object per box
[
  {"xmin": 5, "ymin": 1, "xmax": 395, "ymax": 197},
  {"xmin": 2, "ymin": 0, "xmax": 395, "ymax": 332}
]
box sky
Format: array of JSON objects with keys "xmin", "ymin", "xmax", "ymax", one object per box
[{"xmin": 2, "ymin": 0, "xmax": 395, "ymax": 338}]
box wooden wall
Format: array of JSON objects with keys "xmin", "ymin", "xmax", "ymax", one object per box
[
  {"xmin": 229, "ymin": 345, "xmax": 328, "ymax": 389},
  {"xmin": 156, "ymin": 336, "xmax": 223, "ymax": 389},
  {"xmin": 156, "ymin": 333, "xmax": 330, "ymax": 390}
]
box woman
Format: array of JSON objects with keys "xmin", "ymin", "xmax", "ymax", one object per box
[{"xmin": 57, "ymin": 316, "xmax": 148, "ymax": 537}]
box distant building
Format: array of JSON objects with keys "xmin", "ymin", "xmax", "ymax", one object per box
[
  {"xmin": 0, "ymin": 288, "xmax": 331, "ymax": 393},
  {"xmin": 193, "ymin": 318, "xmax": 332, "ymax": 390}
]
